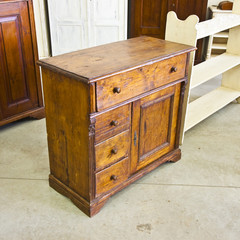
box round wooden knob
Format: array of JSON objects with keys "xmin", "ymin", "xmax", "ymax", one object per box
[
  {"xmin": 110, "ymin": 120, "xmax": 118, "ymax": 126},
  {"xmin": 113, "ymin": 87, "xmax": 121, "ymax": 94},
  {"xmin": 111, "ymin": 148, "xmax": 118, "ymax": 154},
  {"xmin": 171, "ymin": 66, "xmax": 177, "ymax": 73},
  {"xmin": 110, "ymin": 175, "xmax": 118, "ymax": 181}
]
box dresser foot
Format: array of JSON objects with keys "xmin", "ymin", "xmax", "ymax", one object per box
[
  {"xmin": 236, "ymin": 97, "xmax": 240, "ymax": 104},
  {"xmin": 49, "ymin": 174, "xmax": 109, "ymax": 217},
  {"xmin": 167, "ymin": 148, "xmax": 181, "ymax": 163},
  {"xmin": 29, "ymin": 107, "xmax": 45, "ymax": 119}
]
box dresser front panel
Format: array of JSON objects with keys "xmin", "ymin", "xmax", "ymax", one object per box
[
  {"xmin": 96, "ymin": 54, "xmax": 187, "ymax": 111},
  {"xmin": 95, "ymin": 157, "xmax": 129, "ymax": 197},
  {"xmin": 95, "ymin": 130, "xmax": 130, "ymax": 171},
  {"xmin": 94, "ymin": 103, "xmax": 131, "ymax": 143}
]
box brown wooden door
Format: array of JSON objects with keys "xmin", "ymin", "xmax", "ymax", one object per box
[
  {"xmin": 129, "ymin": 0, "xmax": 168, "ymax": 39},
  {"xmin": 128, "ymin": 0, "xmax": 208, "ymax": 63},
  {"xmin": 0, "ymin": 1, "xmax": 39, "ymax": 120},
  {"xmin": 131, "ymin": 83, "xmax": 181, "ymax": 173},
  {"xmin": 168, "ymin": 0, "xmax": 208, "ymax": 64}
]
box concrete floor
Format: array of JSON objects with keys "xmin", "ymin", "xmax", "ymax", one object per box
[{"xmin": 0, "ymin": 78, "xmax": 240, "ymax": 239}]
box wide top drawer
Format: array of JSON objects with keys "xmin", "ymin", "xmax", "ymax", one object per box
[{"xmin": 96, "ymin": 53, "xmax": 187, "ymax": 111}]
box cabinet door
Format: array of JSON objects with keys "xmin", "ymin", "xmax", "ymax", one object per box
[
  {"xmin": 129, "ymin": 0, "xmax": 168, "ymax": 39},
  {"xmin": 0, "ymin": 2, "xmax": 39, "ymax": 120},
  {"xmin": 131, "ymin": 83, "xmax": 181, "ymax": 173}
]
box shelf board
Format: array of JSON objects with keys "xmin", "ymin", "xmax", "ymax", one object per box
[
  {"xmin": 191, "ymin": 53, "xmax": 240, "ymax": 89},
  {"xmin": 213, "ymin": 32, "xmax": 229, "ymax": 38},
  {"xmin": 210, "ymin": 53, "xmax": 220, "ymax": 58},
  {"xmin": 196, "ymin": 13, "xmax": 240, "ymax": 39},
  {"xmin": 212, "ymin": 43, "xmax": 227, "ymax": 50},
  {"xmin": 185, "ymin": 86, "xmax": 240, "ymax": 131}
]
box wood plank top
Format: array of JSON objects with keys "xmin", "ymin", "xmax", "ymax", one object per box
[{"xmin": 38, "ymin": 36, "xmax": 195, "ymax": 83}]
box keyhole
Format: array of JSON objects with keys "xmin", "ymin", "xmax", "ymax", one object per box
[{"xmin": 144, "ymin": 121, "xmax": 147, "ymax": 133}]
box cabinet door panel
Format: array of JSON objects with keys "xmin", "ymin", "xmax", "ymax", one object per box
[
  {"xmin": 0, "ymin": 2, "xmax": 39, "ymax": 119},
  {"xmin": 139, "ymin": 94, "xmax": 172, "ymax": 160},
  {"xmin": 131, "ymin": 83, "xmax": 181, "ymax": 173},
  {"xmin": 129, "ymin": 0, "xmax": 168, "ymax": 39}
]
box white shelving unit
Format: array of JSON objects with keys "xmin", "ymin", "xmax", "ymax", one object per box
[
  {"xmin": 165, "ymin": 0, "xmax": 240, "ymax": 143},
  {"xmin": 206, "ymin": 6, "xmax": 232, "ymax": 59}
]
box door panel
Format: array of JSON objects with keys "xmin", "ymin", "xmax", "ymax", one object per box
[
  {"xmin": 0, "ymin": 2, "xmax": 39, "ymax": 119},
  {"xmin": 139, "ymin": 94, "xmax": 172, "ymax": 160},
  {"xmin": 89, "ymin": 0, "xmax": 127, "ymax": 47},
  {"xmin": 129, "ymin": 0, "xmax": 168, "ymax": 38},
  {"xmin": 48, "ymin": 0, "xmax": 127, "ymax": 56},
  {"xmin": 131, "ymin": 83, "xmax": 181, "ymax": 173},
  {"xmin": 129, "ymin": 0, "xmax": 208, "ymax": 63},
  {"xmin": 47, "ymin": 0, "xmax": 87, "ymax": 56}
]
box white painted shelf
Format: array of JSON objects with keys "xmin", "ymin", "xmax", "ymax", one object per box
[
  {"xmin": 185, "ymin": 87, "xmax": 240, "ymax": 131},
  {"xmin": 196, "ymin": 13, "xmax": 240, "ymax": 39},
  {"xmin": 213, "ymin": 32, "xmax": 229, "ymax": 38},
  {"xmin": 191, "ymin": 53, "xmax": 240, "ymax": 89},
  {"xmin": 212, "ymin": 43, "xmax": 227, "ymax": 50},
  {"xmin": 165, "ymin": 0, "xmax": 240, "ymax": 143}
]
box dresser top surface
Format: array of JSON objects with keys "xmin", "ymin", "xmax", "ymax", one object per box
[{"xmin": 38, "ymin": 36, "xmax": 195, "ymax": 83}]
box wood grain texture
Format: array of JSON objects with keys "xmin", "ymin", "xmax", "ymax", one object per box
[
  {"xmin": 129, "ymin": 0, "xmax": 207, "ymax": 64},
  {"xmin": 40, "ymin": 36, "xmax": 194, "ymax": 216},
  {"xmin": 96, "ymin": 54, "xmax": 186, "ymax": 110},
  {"xmin": 38, "ymin": 36, "xmax": 193, "ymax": 82},
  {"xmin": 42, "ymin": 68, "xmax": 91, "ymax": 200},
  {"xmin": 95, "ymin": 130, "xmax": 130, "ymax": 171},
  {"xmin": 94, "ymin": 104, "xmax": 131, "ymax": 143},
  {"xmin": 95, "ymin": 157, "xmax": 129, "ymax": 197},
  {"xmin": 0, "ymin": 0, "xmax": 44, "ymax": 125},
  {"xmin": 49, "ymin": 148, "xmax": 181, "ymax": 217},
  {"xmin": 131, "ymin": 83, "xmax": 181, "ymax": 173},
  {"xmin": 129, "ymin": 0, "xmax": 168, "ymax": 39}
]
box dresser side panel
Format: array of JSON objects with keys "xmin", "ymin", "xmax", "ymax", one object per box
[{"xmin": 42, "ymin": 68, "xmax": 91, "ymax": 201}]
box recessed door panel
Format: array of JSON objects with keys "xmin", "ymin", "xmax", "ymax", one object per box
[
  {"xmin": 0, "ymin": 2, "xmax": 39, "ymax": 119},
  {"xmin": 129, "ymin": 0, "xmax": 168, "ymax": 38},
  {"xmin": 131, "ymin": 83, "xmax": 181, "ymax": 173},
  {"xmin": 139, "ymin": 94, "xmax": 172, "ymax": 161}
]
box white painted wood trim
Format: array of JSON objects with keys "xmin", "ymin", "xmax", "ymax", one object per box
[
  {"xmin": 196, "ymin": 13, "xmax": 240, "ymax": 39},
  {"xmin": 185, "ymin": 87, "xmax": 240, "ymax": 131},
  {"xmin": 191, "ymin": 53, "xmax": 240, "ymax": 89},
  {"xmin": 213, "ymin": 32, "xmax": 229, "ymax": 38},
  {"xmin": 166, "ymin": 0, "xmax": 240, "ymax": 143},
  {"xmin": 165, "ymin": 11, "xmax": 199, "ymax": 144}
]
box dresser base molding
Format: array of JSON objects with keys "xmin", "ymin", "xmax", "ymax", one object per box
[
  {"xmin": 49, "ymin": 148, "xmax": 181, "ymax": 217},
  {"xmin": 0, "ymin": 107, "xmax": 45, "ymax": 127}
]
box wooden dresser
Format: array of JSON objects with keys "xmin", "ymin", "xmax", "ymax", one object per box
[
  {"xmin": 38, "ymin": 36, "xmax": 195, "ymax": 217},
  {"xmin": 0, "ymin": 0, "xmax": 44, "ymax": 126}
]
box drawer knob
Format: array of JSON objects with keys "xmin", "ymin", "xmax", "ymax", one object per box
[
  {"xmin": 171, "ymin": 66, "xmax": 177, "ymax": 73},
  {"xmin": 113, "ymin": 87, "xmax": 121, "ymax": 94},
  {"xmin": 110, "ymin": 175, "xmax": 118, "ymax": 181},
  {"xmin": 110, "ymin": 120, "xmax": 119, "ymax": 126},
  {"xmin": 111, "ymin": 148, "xmax": 118, "ymax": 154}
]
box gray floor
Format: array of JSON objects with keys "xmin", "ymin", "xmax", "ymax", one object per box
[{"xmin": 0, "ymin": 78, "xmax": 240, "ymax": 240}]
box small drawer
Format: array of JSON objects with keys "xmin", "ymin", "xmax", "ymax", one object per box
[
  {"xmin": 94, "ymin": 104, "xmax": 131, "ymax": 143},
  {"xmin": 95, "ymin": 157, "xmax": 129, "ymax": 197},
  {"xmin": 96, "ymin": 53, "xmax": 187, "ymax": 111},
  {"xmin": 95, "ymin": 130, "xmax": 130, "ymax": 171}
]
